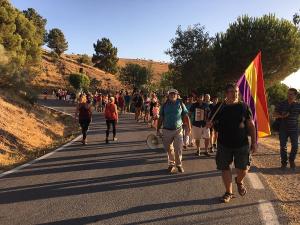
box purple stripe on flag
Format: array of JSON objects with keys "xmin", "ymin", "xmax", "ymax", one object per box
[{"xmin": 237, "ymin": 75, "xmax": 258, "ymax": 141}]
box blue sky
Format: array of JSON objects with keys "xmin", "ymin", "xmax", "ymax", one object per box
[{"xmin": 11, "ymin": 0, "xmax": 298, "ymax": 62}]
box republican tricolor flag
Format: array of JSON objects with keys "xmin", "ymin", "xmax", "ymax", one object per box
[{"xmin": 237, "ymin": 52, "xmax": 271, "ymax": 139}]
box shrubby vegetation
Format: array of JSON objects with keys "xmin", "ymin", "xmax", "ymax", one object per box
[
  {"xmin": 77, "ymin": 54, "xmax": 92, "ymax": 65},
  {"xmin": 69, "ymin": 73, "xmax": 90, "ymax": 90}
]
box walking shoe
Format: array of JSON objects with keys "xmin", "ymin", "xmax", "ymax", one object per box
[
  {"xmin": 113, "ymin": 137, "xmax": 118, "ymax": 141},
  {"xmin": 82, "ymin": 139, "xmax": 87, "ymax": 145},
  {"xmin": 280, "ymin": 163, "xmax": 287, "ymax": 170},
  {"xmin": 195, "ymin": 150, "xmax": 200, "ymax": 156},
  {"xmin": 105, "ymin": 138, "xmax": 109, "ymax": 144},
  {"xmin": 177, "ymin": 166, "xmax": 184, "ymax": 173},
  {"xmin": 221, "ymin": 192, "xmax": 234, "ymax": 203},
  {"xmin": 289, "ymin": 161, "xmax": 296, "ymax": 170},
  {"xmin": 204, "ymin": 151, "xmax": 211, "ymax": 157},
  {"xmin": 167, "ymin": 166, "xmax": 176, "ymax": 174}
]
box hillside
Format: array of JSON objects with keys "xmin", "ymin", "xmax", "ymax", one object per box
[
  {"xmin": 67, "ymin": 54, "xmax": 169, "ymax": 85},
  {"xmin": 0, "ymin": 90, "xmax": 76, "ymax": 170},
  {"xmin": 118, "ymin": 58, "xmax": 169, "ymax": 83},
  {"xmin": 32, "ymin": 50, "xmax": 122, "ymax": 91}
]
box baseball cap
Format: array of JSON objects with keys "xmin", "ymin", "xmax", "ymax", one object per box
[{"xmin": 168, "ymin": 88, "xmax": 178, "ymax": 94}]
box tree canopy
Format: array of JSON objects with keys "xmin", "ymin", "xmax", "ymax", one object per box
[
  {"xmin": 213, "ymin": 14, "xmax": 300, "ymax": 88},
  {"xmin": 92, "ymin": 38, "xmax": 118, "ymax": 74},
  {"xmin": 119, "ymin": 63, "xmax": 152, "ymax": 89},
  {"xmin": 0, "ymin": 0, "xmax": 42, "ymax": 85},
  {"xmin": 23, "ymin": 8, "xmax": 47, "ymax": 46},
  {"xmin": 47, "ymin": 28, "xmax": 68, "ymax": 56},
  {"xmin": 166, "ymin": 24, "xmax": 216, "ymax": 94},
  {"xmin": 165, "ymin": 14, "xmax": 300, "ymax": 94}
]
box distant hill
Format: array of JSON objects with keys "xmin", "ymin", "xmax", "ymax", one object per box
[
  {"xmin": 67, "ymin": 54, "xmax": 169, "ymax": 84},
  {"xmin": 32, "ymin": 50, "xmax": 122, "ymax": 91},
  {"xmin": 32, "ymin": 51, "xmax": 169, "ymax": 92},
  {"xmin": 118, "ymin": 58, "xmax": 169, "ymax": 83}
]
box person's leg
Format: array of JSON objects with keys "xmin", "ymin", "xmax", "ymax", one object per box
[
  {"xmin": 79, "ymin": 121, "xmax": 86, "ymax": 141},
  {"xmin": 162, "ymin": 129, "xmax": 176, "ymax": 168},
  {"xmin": 279, "ymin": 129, "xmax": 289, "ymax": 167},
  {"xmin": 203, "ymin": 128, "xmax": 210, "ymax": 153},
  {"xmin": 233, "ymin": 144, "xmax": 251, "ymax": 195},
  {"xmin": 213, "ymin": 131, "xmax": 218, "ymax": 148},
  {"xmin": 216, "ymin": 144, "xmax": 234, "ymax": 197},
  {"xmin": 222, "ymin": 170, "xmax": 233, "ymax": 194},
  {"xmin": 112, "ymin": 120, "xmax": 117, "ymax": 139},
  {"xmin": 236, "ymin": 169, "xmax": 248, "ymax": 183},
  {"xmin": 106, "ymin": 120, "xmax": 111, "ymax": 140},
  {"xmin": 289, "ymin": 130, "xmax": 299, "ymax": 168},
  {"xmin": 173, "ymin": 128, "xmax": 184, "ymax": 169},
  {"xmin": 192, "ymin": 126, "xmax": 201, "ymax": 155}
]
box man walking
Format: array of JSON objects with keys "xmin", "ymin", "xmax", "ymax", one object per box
[
  {"xmin": 157, "ymin": 89, "xmax": 191, "ymax": 173},
  {"xmin": 274, "ymin": 88, "xmax": 300, "ymax": 170},
  {"xmin": 189, "ymin": 94, "xmax": 211, "ymax": 156},
  {"xmin": 209, "ymin": 84, "xmax": 257, "ymax": 203}
]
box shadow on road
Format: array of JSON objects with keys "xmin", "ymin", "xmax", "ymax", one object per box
[{"xmin": 0, "ymin": 169, "xmax": 219, "ymax": 204}]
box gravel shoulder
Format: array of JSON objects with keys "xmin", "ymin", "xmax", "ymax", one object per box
[{"xmin": 253, "ymin": 135, "xmax": 300, "ymax": 225}]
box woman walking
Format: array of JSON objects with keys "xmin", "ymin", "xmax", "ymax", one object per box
[
  {"xmin": 75, "ymin": 94, "xmax": 93, "ymax": 145},
  {"xmin": 105, "ymin": 97, "xmax": 119, "ymax": 144}
]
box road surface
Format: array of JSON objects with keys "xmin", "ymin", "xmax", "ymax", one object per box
[{"xmin": 0, "ymin": 99, "xmax": 287, "ymax": 225}]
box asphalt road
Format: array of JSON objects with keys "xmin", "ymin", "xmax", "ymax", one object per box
[{"xmin": 0, "ymin": 99, "xmax": 287, "ymax": 225}]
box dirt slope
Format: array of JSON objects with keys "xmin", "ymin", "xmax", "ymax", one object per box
[{"xmin": 0, "ymin": 90, "xmax": 76, "ymax": 170}]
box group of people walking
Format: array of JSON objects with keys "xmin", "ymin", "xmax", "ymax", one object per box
[
  {"xmin": 75, "ymin": 92, "xmax": 119, "ymax": 145},
  {"xmin": 156, "ymin": 85, "xmax": 299, "ymax": 203},
  {"xmin": 73, "ymin": 85, "xmax": 299, "ymax": 203}
]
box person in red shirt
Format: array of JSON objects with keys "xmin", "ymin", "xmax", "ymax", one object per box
[{"xmin": 105, "ymin": 97, "xmax": 119, "ymax": 144}]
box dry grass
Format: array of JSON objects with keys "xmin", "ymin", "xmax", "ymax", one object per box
[
  {"xmin": 0, "ymin": 89, "xmax": 78, "ymax": 170},
  {"xmin": 118, "ymin": 58, "xmax": 169, "ymax": 83},
  {"xmin": 254, "ymin": 136, "xmax": 300, "ymax": 224},
  {"xmin": 67, "ymin": 54, "xmax": 169, "ymax": 84},
  {"xmin": 32, "ymin": 50, "xmax": 122, "ymax": 90}
]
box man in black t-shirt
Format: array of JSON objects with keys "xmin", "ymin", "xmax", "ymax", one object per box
[{"xmin": 208, "ymin": 84, "xmax": 257, "ymax": 203}]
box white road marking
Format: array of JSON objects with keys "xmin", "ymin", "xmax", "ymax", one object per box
[
  {"xmin": 247, "ymin": 172, "xmax": 265, "ymax": 189},
  {"xmin": 0, "ymin": 135, "xmax": 82, "ymax": 179},
  {"xmin": 258, "ymin": 200, "xmax": 280, "ymax": 225}
]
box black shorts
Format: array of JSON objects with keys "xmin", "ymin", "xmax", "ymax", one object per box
[{"xmin": 216, "ymin": 144, "xmax": 251, "ymax": 170}]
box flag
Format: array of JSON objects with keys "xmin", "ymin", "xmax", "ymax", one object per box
[{"xmin": 237, "ymin": 52, "xmax": 271, "ymax": 139}]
